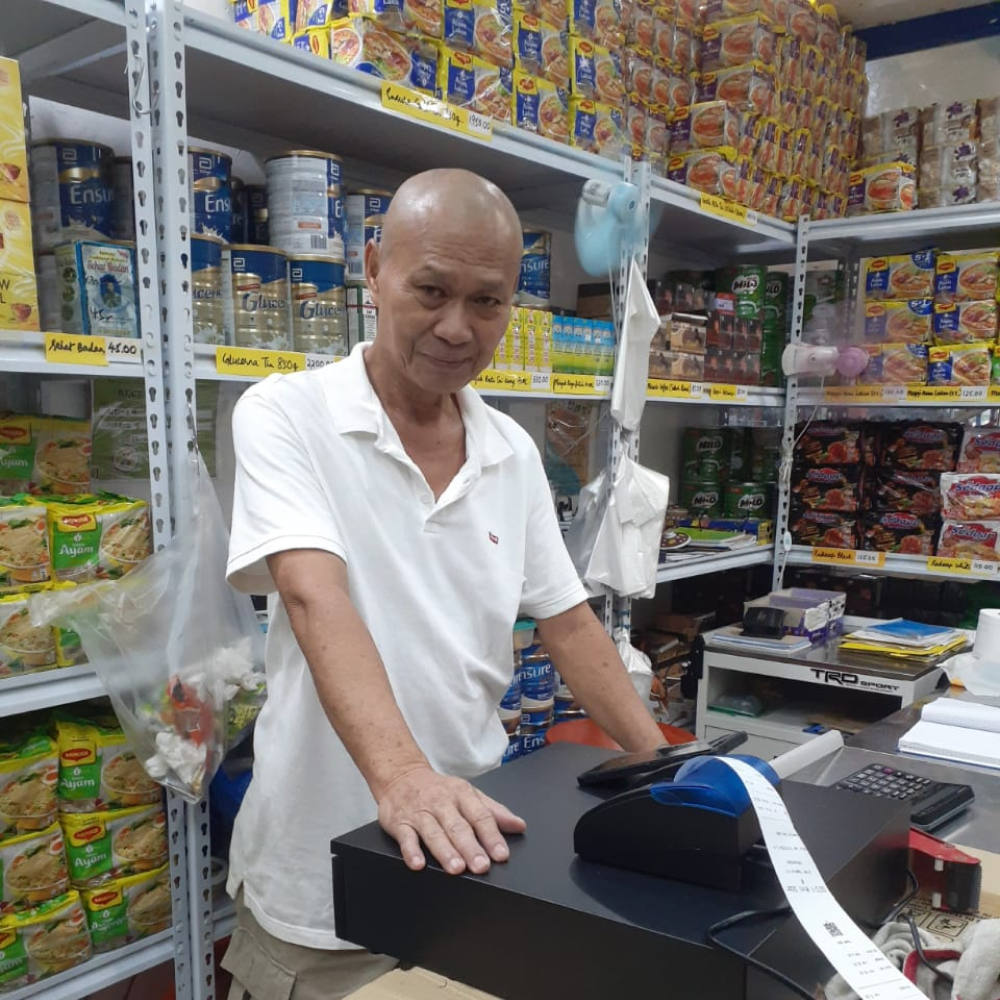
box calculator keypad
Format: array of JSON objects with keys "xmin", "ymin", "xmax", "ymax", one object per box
[{"xmin": 836, "ymin": 764, "xmax": 934, "ymax": 802}]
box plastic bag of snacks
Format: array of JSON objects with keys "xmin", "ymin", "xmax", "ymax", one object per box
[{"xmin": 30, "ymin": 455, "xmax": 266, "ymax": 803}]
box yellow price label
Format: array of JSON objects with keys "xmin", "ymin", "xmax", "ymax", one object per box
[
  {"xmin": 926, "ymin": 555, "xmax": 972, "ymax": 575},
  {"xmin": 708, "ymin": 383, "xmax": 749, "ymax": 402},
  {"xmin": 906, "ymin": 385, "xmax": 963, "ymax": 403},
  {"xmin": 472, "ymin": 369, "xmax": 533, "ymax": 391},
  {"xmin": 552, "ymin": 373, "xmax": 599, "ymax": 395},
  {"xmin": 45, "ymin": 332, "xmax": 109, "ymax": 367},
  {"xmin": 699, "ymin": 193, "xmax": 756, "ymax": 226},
  {"xmin": 381, "ymin": 82, "xmax": 492, "ymax": 142},
  {"xmin": 990, "ymin": 387, "xmax": 1000, "ymax": 403},
  {"xmin": 647, "ymin": 378, "xmax": 700, "ymax": 399},
  {"xmin": 823, "ymin": 385, "xmax": 891, "ymax": 403},
  {"xmin": 811, "ymin": 548, "xmax": 885, "ymax": 568},
  {"xmin": 215, "ymin": 346, "xmax": 305, "ymax": 377}
]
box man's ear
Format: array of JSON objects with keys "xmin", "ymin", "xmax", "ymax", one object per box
[{"xmin": 364, "ymin": 240, "xmax": 381, "ymax": 306}]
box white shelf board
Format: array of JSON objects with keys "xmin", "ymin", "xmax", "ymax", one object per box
[
  {"xmin": 805, "ymin": 203, "xmax": 1000, "ymax": 258},
  {"xmin": 0, "ymin": 665, "xmax": 107, "ymax": 718},
  {"xmin": 656, "ymin": 546, "xmax": 772, "ymax": 584},
  {"xmin": 796, "ymin": 385, "xmax": 1000, "ymax": 409},
  {"xmin": 0, "ymin": 331, "xmax": 142, "ymax": 379},
  {"xmin": 648, "ymin": 385, "xmax": 786, "ymax": 407},
  {"xmin": 785, "ymin": 546, "xmax": 1000, "ymax": 584},
  {"xmin": 650, "ymin": 177, "xmax": 796, "ymax": 255},
  {"xmin": 6, "ymin": 929, "xmax": 173, "ymax": 1000}
]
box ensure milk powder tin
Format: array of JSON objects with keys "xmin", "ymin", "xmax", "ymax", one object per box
[
  {"xmin": 111, "ymin": 156, "xmax": 134, "ymax": 241},
  {"xmin": 289, "ymin": 253, "xmax": 348, "ymax": 356},
  {"xmin": 192, "ymin": 234, "xmax": 225, "ymax": 345},
  {"xmin": 222, "ymin": 244, "xmax": 291, "ymax": 350},
  {"xmin": 520, "ymin": 645, "xmax": 554, "ymax": 733},
  {"xmin": 266, "ymin": 151, "xmax": 345, "ymax": 257},
  {"xmin": 189, "ymin": 146, "xmax": 232, "ymax": 241},
  {"xmin": 518, "ymin": 229, "xmax": 551, "ymax": 308},
  {"xmin": 346, "ymin": 188, "xmax": 392, "ymax": 284},
  {"xmin": 32, "ymin": 140, "xmax": 115, "ymax": 252}
]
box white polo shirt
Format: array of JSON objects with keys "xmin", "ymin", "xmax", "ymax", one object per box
[{"xmin": 226, "ymin": 343, "xmax": 587, "ymax": 949}]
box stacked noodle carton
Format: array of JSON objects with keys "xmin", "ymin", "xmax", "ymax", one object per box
[{"xmin": 0, "ymin": 57, "xmax": 39, "ymax": 333}]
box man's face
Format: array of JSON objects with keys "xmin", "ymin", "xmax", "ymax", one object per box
[{"xmin": 366, "ymin": 223, "xmax": 521, "ymax": 394}]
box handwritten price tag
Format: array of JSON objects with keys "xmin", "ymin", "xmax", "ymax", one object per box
[
  {"xmin": 926, "ymin": 555, "xmax": 971, "ymax": 575},
  {"xmin": 708, "ymin": 383, "xmax": 749, "ymax": 402},
  {"xmin": 304, "ymin": 354, "xmax": 343, "ymax": 370},
  {"xmin": 45, "ymin": 333, "xmax": 109, "ymax": 367},
  {"xmin": 812, "ymin": 548, "xmax": 885, "ymax": 568},
  {"xmin": 906, "ymin": 385, "xmax": 962, "ymax": 403},
  {"xmin": 699, "ymin": 193, "xmax": 756, "ymax": 226},
  {"xmin": 552, "ymin": 373, "xmax": 598, "ymax": 395},
  {"xmin": 647, "ymin": 378, "xmax": 700, "ymax": 399},
  {"xmin": 381, "ymin": 82, "xmax": 492, "ymax": 142},
  {"xmin": 104, "ymin": 338, "xmax": 142, "ymax": 363},
  {"xmin": 530, "ymin": 372, "xmax": 552, "ymax": 391},
  {"xmin": 471, "ymin": 369, "xmax": 532, "ymax": 391},
  {"xmin": 215, "ymin": 347, "xmax": 305, "ymax": 377}
]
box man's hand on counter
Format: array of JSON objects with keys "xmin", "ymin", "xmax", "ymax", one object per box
[{"xmin": 377, "ymin": 765, "xmax": 527, "ymax": 876}]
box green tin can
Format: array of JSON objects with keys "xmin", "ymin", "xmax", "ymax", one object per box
[
  {"xmin": 764, "ymin": 271, "xmax": 790, "ymax": 329},
  {"xmin": 681, "ymin": 481, "xmax": 723, "ymax": 518},
  {"xmin": 716, "ymin": 265, "xmax": 766, "ymax": 322},
  {"xmin": 724, "ymin": 481, "xmax": 768, "ymax": 518}
]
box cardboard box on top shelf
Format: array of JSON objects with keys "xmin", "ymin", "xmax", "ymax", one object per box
[{"xmin": 576, "ymin": 281, "xmax": 612, "ymax": 319}]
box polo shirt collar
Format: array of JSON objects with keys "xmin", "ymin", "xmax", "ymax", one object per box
[{"xmin": 324, "ymin": 343, "xmax": 513, "ymax": 468}]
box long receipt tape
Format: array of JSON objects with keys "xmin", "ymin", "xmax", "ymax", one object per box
[{"xmin": 719, "ymin": 758, "xmax": 925, "ymax": 1000}]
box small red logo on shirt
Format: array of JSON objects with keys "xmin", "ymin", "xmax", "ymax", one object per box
[{"xmin": 489, "ymin": 533, "xmax": 499, "ymax": 545}]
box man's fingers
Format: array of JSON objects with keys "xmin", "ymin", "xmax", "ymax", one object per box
[
  {"xmin": 442, "ymin": 807, "xmax": 492, "ymax": 874},
  {"xmin": 461, "ymin": 790, "xmax": 509, "ymax": 864},
  {"xmin": 411, "ymin": 811, "xmax": 468, "ymax": 875},
  {"xmin": 394, "ymin": 824, "xmax": 426, "ymax": 872},
  {"xmin": 481, "ymin": 792, "xmax": 527, "ymax": 835}
]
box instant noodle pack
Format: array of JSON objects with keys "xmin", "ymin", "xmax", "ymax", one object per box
[
  {"xmin": 0, "ymin": 707, "xmax": 169, "ymax": 988},
  {"xmin": 855, "ymin": 247, "xmax": 1000, "ymax": 388},
  {"xmin": 790, "ymin": 419, "xmax": 1000, "ymax": 561}
]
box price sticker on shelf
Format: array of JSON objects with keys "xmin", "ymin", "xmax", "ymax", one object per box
[
  {"xmin": 215, "ymin": 346, "xmax": 305, "ymax": 377},
  {"xmin": 708, "ymin": 383, "xmax": 749, "ymax": 402},
  {"xmin": 104, "ymin": 337, "xmax": 143, "ymax": 364},
  {"xmin": 530, "ymin": 372, "xmax": 552, "ymax": 392},
  {"xmin": 647, "ymin": 378, "xmax": 701, "ymax": 399},
  {"xmin": 926, "ymin": 555, "xmax": 971, "ymax": 576},
  {"xmin": 990, "ymin": 387, "xmax": 1000, "ymax": 404},
  {"xmin": 699, "ymin": 193, "xmax": 756, "ymax": 227},
  {"xmin": 881, "ymin": 384, "xmax": 908, "ymax": 403},
  {"xmin": 811, "ymin": 548, "xmax": 885, "ymax": 568},
  {"xmin": 45, "ymin": 332, "xmax": 109, "ymax": 367},
  {"xmin": 381, "ymin": 82, "xmax": 493, "ymax": 142},
  {"xmin": 304, "ymin": 354, "xmax": 343, "ymax": 370},
  {"xmin": 471, "ymin": 369, "xmax": 532, "ymax": 391},
  {"xmin": 971, "ymin": 559, "xmax": 1000, "ymax": 579},
  {"xmin": 906, "ymin": 385, "xmax": 962, "ymax": 403},
  {"xmin": 959, "ymin": 385, "xmax": 989, "ymax": 403},
  {"xmin": 822, "ymin": 385, "xmax": 887, "ymax": 404}
]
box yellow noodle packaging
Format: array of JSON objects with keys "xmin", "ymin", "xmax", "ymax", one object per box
[
  {"xmin": 61, "ymin": 805, "xmax": 167, "ymax": 888},
  {"xmin": 0, "ymin": 824, "xmax": 69, "ymax": 916},
  {"xmin": 81, "ymin": 865, "xmax": 171, "ymax": 953},
  {"xmin": 0, "ymin": 890, "xmax": 91, "ymax": 990}
]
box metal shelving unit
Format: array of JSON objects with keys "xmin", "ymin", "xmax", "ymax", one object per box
[
  {"xmin": 785, "ymin": 546, "xmax": 1000, "ymax": 584},
  {"xmin": 656, "ymin": 547, "xmax": 773, "ymax": 585}
]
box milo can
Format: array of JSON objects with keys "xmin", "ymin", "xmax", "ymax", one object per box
[
  {"xmin": 680, "ymin": 481, "xmax": 722, "ymax": 518},
  {"xmin": 346, "ymin": 189, "xmax": 392, "ymax": 284},
  {"xmin": 31, "ymin": 140, "xmax": 115, "ymax": 251},
  {"xmin": 111, "ymin": 156, "xmax": 134, "ymax": 240},
  {"xmin": 519, "ymin": 229, "xmax": 551, "ymax": 308},
  {"xmin": 266, "ymin": 151, "xmax": 345, "ymax": 257},
  {"xmin": 188, "ymin": 146, "xmax": 232, "ymax": 240},
  {"xmin": 715, "ymin": 264, "xmax": 766, "ymax": 321},
  {"xmin": 724, "ymin": 482, "xmax": 768, "ymax": 518},
  {"xmin": 289, "ymin": 253, "xmax": 348, "ymax": 356},
  {"xmin": 231, "ymin": 176, "xmax": 246, "ymax": 243},
  {"xmin": 764, "ymin": 270, "xmax": 790, "ymax": 329},
  {"xmin": 246, "ymin": 184, "xmax": 269, "ymax": 244},
  {"xmin": 192, "ymin": 234, "xmax": 225, "ymax": 345},
  {"xmin": 681, "ymin": 427, "xmax": 729, "ymax": 482},
  {"xmin": 222, "ymin": 244, "xmax": 290, "ymax": 350}
]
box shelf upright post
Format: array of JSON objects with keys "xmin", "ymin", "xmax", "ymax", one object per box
[
  {"xmin": 125, "ymin": 5, "xmax": 194, "ymax": 1000},
  {"xmin": 604, "ymin": 157, "xmax": 651, "ymax": 637},
  {"xmin": 772, "ymin": 214, "xmax": 810, "ymax": 590},
  {"xmin": 146, "ymin": 1, "xmax": 215, "ymax": 998}
]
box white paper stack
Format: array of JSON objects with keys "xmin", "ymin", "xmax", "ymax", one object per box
[{"xmin": 899, "ymin": 699, "xmax": 1000, "ymax": 770}]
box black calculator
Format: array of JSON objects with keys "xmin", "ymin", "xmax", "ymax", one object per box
[{"xmin": 835, "ymin": 763, "xmax": 975, "ymax": 832}]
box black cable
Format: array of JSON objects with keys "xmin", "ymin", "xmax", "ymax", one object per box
[
  {"xmin": 707, "ymin": 906, "xmax": 816, "ymax": 1000},
  {"xmin": 903, "ymin": 914, "xmax": 954, "ymax": 985},
  {"xmin": 885, "ymin": 870, "xmax": 920, "ymax": 924}
]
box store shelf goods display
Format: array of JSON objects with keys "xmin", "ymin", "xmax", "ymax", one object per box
[
  {"xmin": 650, "ymin": 264, "xmax": 787, "ymax": 387},
  {"xmin": 790, "ymin": 420, "xmax": 1000, "ymax": 563},
  {"xmin": 855, "ymin": 249, "xmax": 1000, "ymax": 390},
  {"xmin": 230, "ymin": 0, "xmax": 869, "ymax": 219},
  {"xmin": 860, "ymin": 97, "xmax": 1000, "ymax": 211},
  {"xmin": 0, "ymin": 705, "xmax": 170, "ymax": 992}
]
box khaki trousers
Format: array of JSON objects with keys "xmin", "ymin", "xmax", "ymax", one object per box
[{"xmin": 222, "ymin": 892, "xmax": 398, "ymax": 1000}]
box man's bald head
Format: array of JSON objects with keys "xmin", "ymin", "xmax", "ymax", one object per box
[{"xmin": 378, "ymin": 169, "xmax": 523, "ymax": 276}]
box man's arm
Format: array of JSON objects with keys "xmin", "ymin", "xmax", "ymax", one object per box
[
  {"xmin": 268, "ymin": 548, "xmax": 525, "ymax": 876},
  {"xmin": 535, "ymin": 601, "xmax": 665, "ymax": 752}
]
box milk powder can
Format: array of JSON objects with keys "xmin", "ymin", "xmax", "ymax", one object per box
[
  {"xmin": 32, "ymin": 140, "xmax": 115, "ymax": 251},
  {"xmin": 289, "ymin": 253, "xmax": 348, "ymax": 356}
]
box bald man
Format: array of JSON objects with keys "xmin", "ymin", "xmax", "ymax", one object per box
[{"xmin": 222, "ymin": 169, "xmax": 665, "ymax": 999}]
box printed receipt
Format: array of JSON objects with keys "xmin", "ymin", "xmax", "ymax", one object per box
[{"xmin": 718, "ymin": 758, "xmax": 924, "ymax": 1000}]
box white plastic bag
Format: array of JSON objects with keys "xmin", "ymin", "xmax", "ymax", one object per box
[
  {"xmin": 616, "ymin": 627, "xmax": 654, "ymax": 712},
  {"xmin": 31, "ymin": 455, "xmax": 266, "ymax": 802},
  {"xmin": 610, "ymin": 258, "xmax": 658, "ymax": 431}
]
